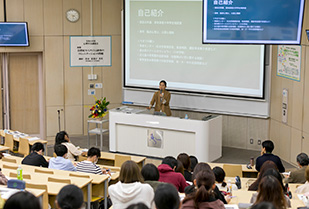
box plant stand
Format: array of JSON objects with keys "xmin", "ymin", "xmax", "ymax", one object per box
[{"xmin": 87, "ymin": 118, "xmax": 109, "ymax": 150}]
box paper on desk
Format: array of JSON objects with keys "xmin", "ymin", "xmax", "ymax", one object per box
[
  {"xmin": 0, "ymin": 188, "xmax": 20, "ymax": 200},
  {"xmin": 224, "ymin": 204, "xmax": 239, "ymax": 209},
  {"xmin": 28, "ymin": 137, "xmax": 40, "ymax": 141},
  {"xmin": 2, "ymin": 153, "xmax": 11, "ymax": 157}
]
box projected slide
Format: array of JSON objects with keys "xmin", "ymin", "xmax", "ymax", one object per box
[
  {"xmin": 203, "ymin": 0, "xmax": 305, "ymax": 44},
  {"xmin": 124, "ymin": 0, "xmax": 265, "ymax": 98}
]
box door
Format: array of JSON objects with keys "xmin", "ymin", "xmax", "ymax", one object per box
[{"xmin": 1, "ymin": 53, "xmax": 44, "ymax": 137}]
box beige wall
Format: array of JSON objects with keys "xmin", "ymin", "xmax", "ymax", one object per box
[
  {"xmin": 0, "ymin": 0, "xmax": 123, "ymax": 142},
  {"xmin": 268, "ymin": 1, "xmax": 309, "ymax": 166}
]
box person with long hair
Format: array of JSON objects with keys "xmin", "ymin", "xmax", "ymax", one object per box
[
  {"xmin": 108, "ymin": 160, "xmax": 154, "ymax": 209},
  {"xmin": 248, "ymin": 160, "xmax": 278, "ymax": 191},
  {"xmin": 178, "ymin": 153, "xmax": 192, "ymax": 182},
  {"xmin": 184, "ymin": 163, "xmax": 228, "ymax": 204},
  {"xmin": 250, "ymin": 168, "xmax": 290, "ymax": 207},
  {"xmin": 55, "ymin": 131, "xmax": 86, "ymax": 161},
  {"xmin": 252, "ymin": 175, "xmax": 287, "ymax": 209},
  {"xmin": 181, "ymin": 170, "xmax": 225, "ymax": 209}
]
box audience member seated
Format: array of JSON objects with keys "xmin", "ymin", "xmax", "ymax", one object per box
[
  {"xmin": 250, "ymin": 168, "xmax": 290, "ymax": 207},
  {"xmin": 154, "ymin": 183, "xmax": 180, "ymax": 209},
  {"xmin": 126, "ymin": 203, "xmax": 149, "ymax": 209},
  {"xmin": 189, "ymin": 155, "xmax": 198, "ymax": 172},
  {"xmin": 250, "ymin": 175, "xmax": 288, "ymax": 209},
  {"xmin": 49, "ymin": 144, "xmax": 77, "ymax": 171},
  {"xmin": 21, "ymin": 142, "xmax": 48, "ymax": 167},
  {"xmin": 251, "ymin": 202, "xmax": 276, "ymax": 209},
  {"xmin": 295, "ymin": 166, "xmax": 309, "ymax": 193},
  {"xmin": 177, "ymin": 153, "xmax": 192, "ymax": 182},
  {"xmin": 248, "ymin": 160, "xmax": 278, "ymax": 191},
  {"xmin": 284, "ymin": 152, "xmax": 309, "ymax": 184},
  {"xmin": 141, "ymin": 163, "xmax": 166, "ymax": 191},
  {"xmin": 184, "ymin": 163, "xmax": 228, "ymax": 204},
  {"xmin": 76, "ymin": 147, "xmax": 107, "ymax": 175},
  {"xmin": 3, "ymin": 191, "xmax": 41, "ymax": 209},
  {"xmin": 181, "ymin": 170, "xmax": 225, "ymax": 209},
  {"xmin": 175, "ymin": 160, "xmax": 184, "ymax": 175},
  {"xmin": 213, "ymin": 166, "xmax": 238, "ymax": 192},
  {"xmin": 158, "ymin": 156, "xmax": 189, "ymax": 192},
  {"xmin": 56, "ymin": 184, "xmax": 84, "ymax": 209},
  {"xmin": 255, "ymin": 140, "xmax": 285, "ymax": 172},
  {"xmin": 108, "ymin": 160, "xmax": 154, "ymax": 209},
  {"xmin": 55, "ymin": 131, "xmax": 86, "ymax": 161}
]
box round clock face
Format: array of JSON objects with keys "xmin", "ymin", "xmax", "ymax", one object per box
[{"xmin": 66, "ymin": 9, "xmax": 80, "ymax": 23}]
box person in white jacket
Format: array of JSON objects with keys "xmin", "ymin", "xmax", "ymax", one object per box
[
  {"xmin": 55, "ymin": 131, "xmax": 86, "ymax": 161},
  {"xmin": 108, "ymin": 160, "xmax": 154, "ymax": 209}
]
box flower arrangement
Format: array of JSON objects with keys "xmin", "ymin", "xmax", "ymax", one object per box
[{"xmin": 89, "ymin": 97, "xmax": 110, "ymax": 118}]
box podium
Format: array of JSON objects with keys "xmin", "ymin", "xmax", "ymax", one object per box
[{"xmin": 109, "ymin": 107, "xmax": 222, "ymax": 162}]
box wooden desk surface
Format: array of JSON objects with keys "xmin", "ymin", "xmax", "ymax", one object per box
[
  {"xmin": 1, "ymin": 156, "xmax": 114, "ymax": 184},
  {"xmin": 208, "ymin": 162, "xmax": 258, "ymax": 174},
  {"xmin": 0, "ymin": 146, "xmax": 9, "ymax": 152},
  {"xmin": 0, "ymin": 165, "xmax": 92, "ymax": 196},
  {"xmin": 0, "ymin": 185, "xmax": 45, "ymax": 199},
  {"xmin": 0, "ymin": 130, "xmax": 47, "ymax": 145},
  {"xmin": 230, "ymin": 190, "xmax": 305, "ymax": 208},
  {"xmin": 79, "ymin": 149, "xmax": 146, "ymax": 164}
]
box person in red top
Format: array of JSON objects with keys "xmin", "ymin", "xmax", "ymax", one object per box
[{"xmin": 158, "ymin": 156, "xmax": 189, "ymax": 192}]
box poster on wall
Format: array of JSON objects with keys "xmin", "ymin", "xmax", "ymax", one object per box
[
  {"xmin": 277, "ymin": 45, "xmax": 301, "ymax": 81},
  {"xmin": 70, "ymin": 36, "xmax": 112, "ymax": 67},
  {"xmin": 147, "ymin": 129, "xmax": 163, "ymax": 148}
]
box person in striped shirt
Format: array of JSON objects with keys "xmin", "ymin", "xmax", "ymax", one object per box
[{"xmin": 76, "ymin": 147, "xmax": 107, "ymax": 175}]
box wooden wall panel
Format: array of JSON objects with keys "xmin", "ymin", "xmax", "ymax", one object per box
[
  {"xmin": 63, "ymin": 0, "xmax": 82, "ymax": 35},
  {"xmin": 82, "ymin": 0, "xmax": 91, "ymax": 35},
  {"xmin": 6, "ymin": 0, "xmax": 24, "ymax": 21},
  {"xmin": 82, "ymin": 67, "xmax": 103, "ymax": 105},
  {"xmin": 25, "ymin": 0, "xmax": 44, "ymax": 36},
  {"xmin": 44, "ymin": 0, "xmax": 63, "ymax": 35},
  {"xmin": 46, "ymin": 106, "xmax": 64, "ymax": 136},
  {"xmin": 93, "ymin": 0, "xmax": 102, "ymax": 35},
  {"xmin": 102, "ymin": 35, "xmax": 122, "ymax": 104},
  {"xmin": 45, "ymin": 36, "xmax": 64, "ymax": 106},
  {"xmin": 65, "ymin": 105, "xmax": 83, "ymax": 135},
  {"xmin": 290, "ymin": 128, "xmax": 302, "ymax": 166},
  {"xmin": 102, "ymin": 0, "xmax": 121, "ymax": 35},
  {"xmin": 63, "ymin": 37, "xmax": 82, "ymax": 106},
  {"xmin": 269, "ymin": 119, "xmax": 280, "ymax": 156},
  {"xmin": 302, "ymin": 46, "xmax": 309, "ymax": 133},
  {"xmin": 0, "ymin": 0, "xmax": 4, "ymax": 21}
]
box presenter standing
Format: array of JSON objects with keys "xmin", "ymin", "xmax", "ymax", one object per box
[{"xmin": 147, "ymin": 80, "xmax": 171, "ymax": 116}]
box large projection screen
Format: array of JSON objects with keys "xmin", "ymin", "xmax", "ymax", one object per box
[
  {"xmin": 123, "ymin": 0, "xmax": 271, "ymax": 118},
  {"xmin": 202, "ymin": 0, "xmax": 305, "ymax": 44}
]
